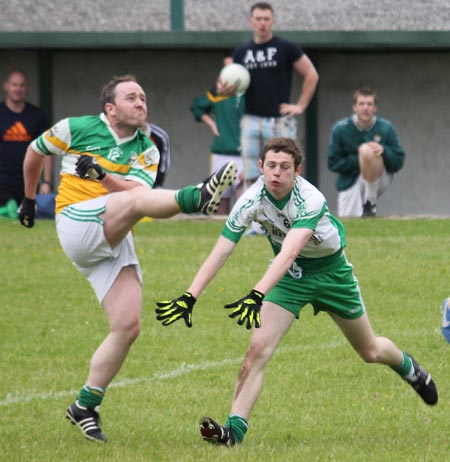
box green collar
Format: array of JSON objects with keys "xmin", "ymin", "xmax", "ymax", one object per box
[{"xmin": 264, "ymin": 187, "xmax": 292, "ymax": 209}]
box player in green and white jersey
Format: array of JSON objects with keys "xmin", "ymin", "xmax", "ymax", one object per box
[
  {"xmin": 155, "ymin": 137, "xmax": 437, "ymax": 447},
  {"xmin": 18, "ymin": 75, "xmax": 237, "ymax": 443}
]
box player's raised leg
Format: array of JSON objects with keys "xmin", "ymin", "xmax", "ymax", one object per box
[{"xmin": 103, "ymin": 161, "xmax": 237, "ymax": 247}]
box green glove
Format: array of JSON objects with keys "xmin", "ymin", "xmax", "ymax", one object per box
[
  {"xmin": 155, "ymin": 292, "xmax": 196, "ymax": 328},
  {"xmin": 224, "ymin": 289, "xmax": 264, "ymax": 329}
]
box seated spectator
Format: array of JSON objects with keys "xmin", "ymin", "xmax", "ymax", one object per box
[{"xmin": 328, "ymin": 87, "xmax": 405, "ymax": 217}]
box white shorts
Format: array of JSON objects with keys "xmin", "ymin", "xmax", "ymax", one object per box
[
  {"xmin": 337, "ymin": 170, "xmax": 393, "ymax": 217},
  {"xmin": 240, "ymin": 114, "xmax": 297, "ymax": 180},
  {"xmin": 210, "ymin": 153, "xmax": 243, "ymax": 199},
  {"xmin": 56, "ymin": 195, "xmax": 142, "ymax": 303}
]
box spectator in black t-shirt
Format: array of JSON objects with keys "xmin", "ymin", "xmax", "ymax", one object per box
[
  {"xmin": 229, "ymin": 2, "xmax": 319, "ymax": 188},
  {"xmin": 218, "ymin": 3, "xmax": 319, "ymax": 235},
  {"xmin": 0, "ymin": 70, "xmax": 50, "ymax": 217}
]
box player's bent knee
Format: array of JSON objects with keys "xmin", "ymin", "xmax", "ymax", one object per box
[
  {"xmin": 358, "ymin": 143, "xmax": 374, "ymax": 157},
  {"xmin": 358, "ymin": 347, "xmax": 381, "ymax": 364},
  {"xmin": 111, "ymin": 317, "xmax": 141, "ymax": 343},
  {"xmin": 123, "ymin": 322, "xmax": 141, "ymax": 344}
]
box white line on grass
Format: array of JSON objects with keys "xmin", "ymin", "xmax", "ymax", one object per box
[{"xmin": 0, "ymin": 339, "xmax": 346, "ymax": 407}]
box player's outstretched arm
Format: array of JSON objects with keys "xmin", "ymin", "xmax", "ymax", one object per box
[
  {"xmin": 224, "ymin": 228, "xmax": 313, "ymax": 328},
  {"xmin": 155, "ymin": 236, "xmax": 236, "ymax": 327},
  {"xmin": 188, "ymin": 236, "xmax": 236, "ymax": 298}
]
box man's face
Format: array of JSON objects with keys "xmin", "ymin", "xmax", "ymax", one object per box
[
  {"xmin": 353, "ymin": 95, "xmax": 377, "ymax": 126},
  {"xmin": 107, "ymin": 81, "xmax": 147, "ymax": 130},
  {"xmin": 249, "ymin": 8, "xmax": 274, "ymax": 41},
  {"xmin": 3, "ymin": 72, "xmax": 28, "ymax": 104},
  {"xmin": 260, "ymin": 150, "xmax": 301, "ymax": 199}
]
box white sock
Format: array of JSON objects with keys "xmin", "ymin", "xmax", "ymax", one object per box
[{"xmin": 364, "ymin": 179, "xmax": 380, "ymax": 204}]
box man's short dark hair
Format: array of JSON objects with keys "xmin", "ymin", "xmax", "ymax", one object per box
[
  {"xmin": 251, "ymin": 2, "xmax": 273, "ymax": 15},
  {"xmin": 100, "ymin": 74, "xmax": 137, "ymax": 111},
  {"xmin": 4, "ymin": 69, "xmax": 28, "ymax": 84},
  {"xmin": 261, "ymin": 137, "xmax": 303, "ymax": 169},
  {"xmin": 353, "ymin": 87, "xmax": 378, "ymax": 105}
]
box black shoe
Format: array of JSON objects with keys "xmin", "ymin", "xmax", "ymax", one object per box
[
  {"xmin": 197, "ymin": 161, "xmax": 237, "ymax": 215},
  {"xmin": 66, "ymin": 400, "xmax": 107, "ymax": 442},
  {"xmin": 404, "ymin": 354, "xmax": 438, "ymax": 405},
  {"xmin": 362, "ymin": 200, "xmax": 376, "ymax": 217},
  {"xmin": 199, "ymin": 416, "xmax": 236, "ymax": 446}
]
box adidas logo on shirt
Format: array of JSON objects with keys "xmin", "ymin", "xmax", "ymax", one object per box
[{"xmin": 3, "ymin": 121, "xmax": 32, "ymax": 142}]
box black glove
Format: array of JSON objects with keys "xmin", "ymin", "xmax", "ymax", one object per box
[
  {"xmin": 18, "ymin": 198, "xmax": 37, "ymax": 228},
  {"xmin": 75, "ymin": 155, "xmax": 106, "ymax": 180},
  {"xmin": 155, "ymin": 292, "xmax": 196, "ymax": 328},
  {"xmin": 224, "ymin": 289, "xmax": 264, "ymax": 329}
]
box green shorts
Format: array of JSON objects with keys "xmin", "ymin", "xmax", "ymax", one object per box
[{"xmin": 264, "ymin": 253, "xmax": 365, "ymax": 320}]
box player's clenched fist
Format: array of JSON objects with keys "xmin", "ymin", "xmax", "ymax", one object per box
[
  {"xmin": 18, "ymin": 198, "xmax": 37, "ymax": 228},
  {"xmin": 155, "ymin": 292, "xmax": 196, "ymax": 328},
  {"xmin": 224, "ymin": 289, "xmax": 264, "ymax": 329},
  {"xmin": 75, "ymin": 155, "xmax": 106, "ymax": 180}
]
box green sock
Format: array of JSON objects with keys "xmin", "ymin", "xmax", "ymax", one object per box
[
  {"xmin": 175, "ymin": 186, "xmax": 200, "ymax": 213},
  {"xmin": 391, "ymin": 351, "xmax": 413, "ymax": 378},
  {"xmin": 78, "ymin": 385, "xmax": 105, "ymax": 409},
  {"xmin": 225, "ymin": 414, "xmax": 249, "ymax": 444}
]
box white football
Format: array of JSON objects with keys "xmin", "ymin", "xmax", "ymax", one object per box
[{"xmin": 219, "ymin": 63, "xmax": 251, "ymax": 95}]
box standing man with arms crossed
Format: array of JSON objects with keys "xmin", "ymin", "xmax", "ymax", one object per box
[
  {"xmin": 155, "ymin": 137, "xmax": 437, "ymax": 446},
  {"xmin": 18, "ymin": 75, "xmax": 236, "ymax": 443},
  {"xmin": 0, "ymin": 70, "xmax": 51, "ymax": 217},
  {"xmin": 328, "ymin": 87, "xmax": 405, "ymax": 218}
]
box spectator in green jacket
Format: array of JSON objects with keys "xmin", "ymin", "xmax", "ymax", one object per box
[
  {"xmin": 328, "ymin": 87, "xmax": 405, "ymax": 217},
  {"xmin": 191, "ymin": 62, "xmax": 245, "ymax": 214}
]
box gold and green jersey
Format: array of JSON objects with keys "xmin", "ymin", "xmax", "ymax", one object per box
[{"xmin": 32, "ymin": 113, "xmax": 159, "ymax": 213}]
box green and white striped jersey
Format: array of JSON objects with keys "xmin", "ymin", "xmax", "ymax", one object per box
[{"xmin": 222, "ymin": 176, "xmax": 346, "ymax": 269}]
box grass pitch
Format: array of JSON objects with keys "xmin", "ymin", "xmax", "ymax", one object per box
[{"xmin": 0, "ymin": 217, "xmax": 449, "ymax": 462}]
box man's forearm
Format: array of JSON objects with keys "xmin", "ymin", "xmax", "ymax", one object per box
[
  {"xmin": 23, "ymin": 148, "xmax": 45, "ymax": 199},
  {"xmin": 297, "ymin": 73, "xmax": 319, "ymax": 111}
]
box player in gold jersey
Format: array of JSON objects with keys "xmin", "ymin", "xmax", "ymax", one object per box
[{"xmin": 18, "ymin": 75, "xmax": 236, "ymax": 442}]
